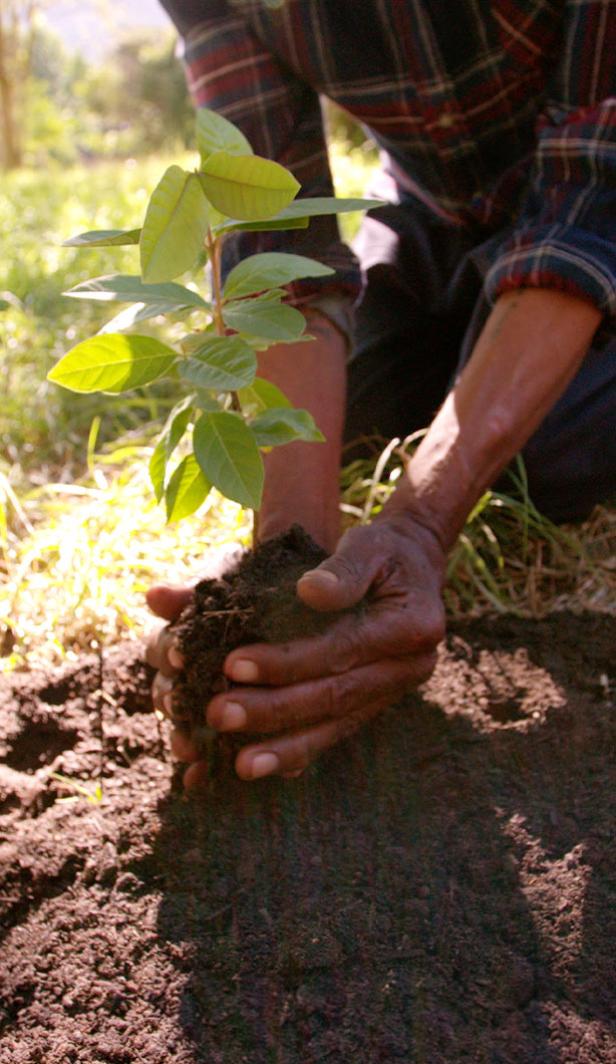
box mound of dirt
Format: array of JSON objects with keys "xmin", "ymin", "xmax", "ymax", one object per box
[
  {"xmin": 172, "ymin": 525, "xmax": 331, "ymax": 733},
  {"xmin": 0, "ymin": 613, "xmax": 615, "ymax": 1063}
]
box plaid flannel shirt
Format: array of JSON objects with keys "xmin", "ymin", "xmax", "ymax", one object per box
[{"xmin": 161, "ymin": 0, "xmax": 616, "ymax": 317}]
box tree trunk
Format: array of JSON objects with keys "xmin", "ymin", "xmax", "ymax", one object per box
[
  {"xmin": 0, "ymin": 69, "xmax": 21, "ymax": 170},
  {"xmin": 0, "ymin": 6, "xmax": 22, "ymax": 170}
]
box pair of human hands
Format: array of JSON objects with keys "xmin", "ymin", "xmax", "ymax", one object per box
[{"xmin": 146, "ymin": 516, "xmax": 446, "ymax": 788}]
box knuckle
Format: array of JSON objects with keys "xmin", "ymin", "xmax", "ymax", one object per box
[
  {"xmin": 420, "ymin": 605, "xmax": 446, "ymax": 648},
  {"xmin": 325, "ymin": 671, "xmax": 358, "ymax": 719},
  {"xmin": 291, "ymin": 732, "xmax": 316, "ymax": 771},
  {"xmin": 335, "ymin": 709, "xmax": 365, "ymax": 743},
  {"xmin": 325, "ymin": 626, "xmax": 360, "ymax": 675},
  {"xmin": 151, "ymin": 673, "xmax": 172, "ymax": 714},
  {"xmin": 397, "ymin": 601, "xmax": 445, "ymax": 652},
  {"xmin": 332, "ymin": 552, "xmax": 363, "ymax": 588},
  {"xmin": 416, "ymin": 651, "xmax": 439, "ymax": 684},
  {"xmin": 145, "ymin": 627, "xmax": 164, "ymax": 669}
]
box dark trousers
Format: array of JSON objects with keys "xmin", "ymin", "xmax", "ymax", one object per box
[{"xmin": 345, "ymin": 203, "xmax": 616, "ymax": 522}]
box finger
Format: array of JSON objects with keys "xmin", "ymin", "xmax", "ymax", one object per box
[
  {"xmin": 183, "ymin": 760, "xmax": 210, "ymax": 792},
  {"xmin": 224, "ymin": 600, "xmax": 444, "ymax": 687},
  {"xmin": 170, "ymin": 725, "xmax": 201, "ymax": 763},
  {"xmin": 209, "ymin": 654, "xmax": 436, "ymax": 735},
  {"xmin": 152, "ymin": 672, "xmax": 175, "ymax": 716},
  {"xmin": 146, "ymin": 625, "xmax": 184, "ymax": 675},
  {"xmin": 234, "ymin": 692, "xmax": 393, "ymax": 780},
  {"xmin": 146, "ymin": 584, "xmax": 193, "ymax": 622}
]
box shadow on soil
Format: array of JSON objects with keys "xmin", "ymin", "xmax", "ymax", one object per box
[{"xmin": 131, "ymin": 615, "xmax": 615, "ymax": 1063}]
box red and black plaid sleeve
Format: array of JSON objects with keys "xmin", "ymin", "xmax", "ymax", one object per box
[
  {"xmin": 162, "ymin": 0, "xmax": 360, "ymax": 299},
  {"xmin": 485, "ymin": 0, "xmax": 616, "ymax": 316},
  {"xmin": 160, "ymin": 0, "xmax": 616, "ymax": 317}
]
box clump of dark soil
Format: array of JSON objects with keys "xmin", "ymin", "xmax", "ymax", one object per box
[
  {"xmin": 1, "ymin": 613, "xmax": 615, "ymax": 1063},
  {"xmin": 172, "ymin": 525, "xmax": 335, "ymax": 736}
]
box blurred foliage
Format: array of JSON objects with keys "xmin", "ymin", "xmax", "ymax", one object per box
[
  {"xmin": 0, "ymin": 140, "xmax": 378, "ymax": 484},
  {"xmin": 4, "ymin": 18, "xmax": 192, "ymax": 169},
  {"xmin": 324, "ymin": 101, "xmax": 371, "ymax": 152},
  {"xmin": 0, "ymin": 154, "xmax": 195, "ymax": 478},
  {"xmin": 75, "ymin": 33, "xmax": 194, "ymax": 157}
]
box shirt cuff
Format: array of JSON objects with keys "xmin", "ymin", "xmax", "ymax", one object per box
[{"xmin": 485, "ymin": 224, "xmax": 616, "ymax": 317}]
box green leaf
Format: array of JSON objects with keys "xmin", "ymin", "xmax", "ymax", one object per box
[
  {"xmin": 180, "ymin": 336, "xmax": 257, "ymax": 391},
  {"xmin": 265, "ymin": 196, "xmax": 384, "ymax": 221},
  {"xmin": 196, "ymin": 107, "xmax": 253, "ymax": 164},
  {"xmin": 224, "ymin": 252, "xmax": 334, "ymax": 299},
  {"xmin": 98, "ymin": 301, "xmax": 192, "ymax": 335},
  {"xmin": 216, "ymin": 197, "xmax": 383, "ymax": 234},
  {"xmin": 199, "ymin": 152, "xmax": 299, "ymax": 221},
  {"xmin": 149, "ymin": 398, "xmax": 193, "ymax": 502},
  {"xmin": 237, "ymin": 377, "xmax": 292, "ymax": 417},
  {"xmin": 64, "ymin": 274, "xmax": 209, "ymax": 309},
  {"xmin": 165, "ymin": 454, "xmax": 211, "ymax": 522},
  {"xmin": 193, "ymin": 389, "xmax": 223, "ymax": 412},
  {"xmin": 140, "ymin": 166, "xmax": 209, "ymax": 283},
  {"xmin": 193, "ymin": 411, "xmax": 264, "ymax": 510},
  {"xmin": 223, "ymin": 299, "xmax": 306, "ymax": 342},
  {"xmin": 47, "ymin": 334, "xmax": 177, "ymax": 393},
  {"xmin": 215, "ymin": 215, "xmax": 310, "ymax": 235},
  {"xmin": 62, "ymin": 228, "xmax": 142, "ymax": 247},
  {"xmin": 250, "ymin": 407, "xmax": 325, "ymax": 447}
]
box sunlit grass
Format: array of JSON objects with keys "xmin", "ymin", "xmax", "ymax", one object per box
[
  {"xmin": 1, "ymin": 153, "xmax": 194, "ymax": 474},
  {"xmin": 341, "ymin": 444, "xmax": 616, "ymax": 620},
  {"xmin": 1, "ymin": 438, "xmax": 251, "ymax": 669},
  {"xmin": 2, "ymin": 433, "xmax": 613, "ymax": 669}
]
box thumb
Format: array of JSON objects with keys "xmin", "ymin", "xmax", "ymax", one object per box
[
  {"xmin": 146, "ymin": 584, "xmax": 193, "ymax": 621},
  {"xmin": 296, "ymin": 530, "xmax": 381, "ymax": 612}
]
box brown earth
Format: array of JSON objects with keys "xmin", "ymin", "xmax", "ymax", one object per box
[
  {"xmin": 0, "ymin": 612, "xmax": 615, "ymax": 1063},
  {"xmin": 172, "ymin": 525, "xmax": 332, "ymax": 739}
]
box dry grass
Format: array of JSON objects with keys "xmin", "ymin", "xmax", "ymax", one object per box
[
  {"xmin": 2, "ymin": 437, "xmax": 614, "ymax": 671},
  {"xmin": 340, "ymin": 442, "xmax": 616, "ymax": 620},
  {"xmin": 0, "ymin": 445, "xmax": 251, "ymax": 670}
]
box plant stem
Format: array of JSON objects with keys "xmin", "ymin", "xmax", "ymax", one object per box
[
  {"xmin": 207, "ymin": 228, "xmax": 241, "ymax": 413},
  {"xmin": 205, "ymin": 228, "xmax": 257, "ymax": 543},
  {"xmin": 206, "ymin": 227, "xmax": 226, "ymax": 337}
]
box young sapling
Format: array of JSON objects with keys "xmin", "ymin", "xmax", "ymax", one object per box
[
  {"xmin": 47, "ymin": 110, "xmax": 380, "ymax": 764},
  {"xmin": 48, "ymin": 108, "xmax": 380, "ymax": 526}
]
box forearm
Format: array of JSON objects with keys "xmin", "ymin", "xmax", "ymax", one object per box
[
  {"xmin": 256, "ymin": 310, "xmax": 348, "ymax": 552},
  {"xmin": 382, "ymin": 288, "xmax": 602, "ymax": 550}
]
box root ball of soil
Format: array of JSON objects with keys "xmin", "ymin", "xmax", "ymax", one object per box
[{"xmin": 172, "ymin": 525, "xmax": 333, "ymax": 735}]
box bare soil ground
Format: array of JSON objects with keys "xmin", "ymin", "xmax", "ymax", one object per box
[{"xmin": 0, "ymin": 613, "xmax": 614, "ymax": 1064}]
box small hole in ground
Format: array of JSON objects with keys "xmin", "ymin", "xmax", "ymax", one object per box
[
  {"xmin": 38, "ymin": 682, "xmax": 70, "ymax": 706},
  {"xmin": 5, "ymin": 724, "xmax": 80, "ymax": 772},
  {"xmin": 485, "ymin": 698, "xmax": 527, "ymax": 724}
]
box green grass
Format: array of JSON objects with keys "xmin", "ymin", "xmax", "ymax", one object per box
[
  {"xmin": 0, "ymin": 154, "xmax": 194, "ymax": 476},
  {"xmin": 341, "ymin": 446, "xmax": 616, "ymax": 619}
]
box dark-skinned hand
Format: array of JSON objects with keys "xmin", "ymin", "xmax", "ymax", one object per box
[{"xmin": 146, "ymin": 517, "xmax": 446, "ymax": 788}]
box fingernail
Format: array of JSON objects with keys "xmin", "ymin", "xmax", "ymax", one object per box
[
  {"xmin": 299, "ymin": 569, "xmax": 339, "ymax": 587},
  {"xmin": 228, "ymin": 658, "xmax": 259, "ymax": 683},
  {"xmin": 168, "ymin": 645, "xmax": 184, "ymax": 669},
  {"xmin": 219, "ymin": 701, "xmax": 247, "ymax": 730},
  {"xmin": 163, "ymin": 692, "xmax": 174, "ymax": 715},
  {"xmin": 250, "ymin": 752, "xmax": 279, "ymax": 779}
]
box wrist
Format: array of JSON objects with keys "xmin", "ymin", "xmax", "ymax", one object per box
[{"xmin": 373, "ymin": 497, "xmax": 449, "ymax": 573}]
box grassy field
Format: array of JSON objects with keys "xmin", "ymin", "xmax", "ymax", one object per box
[{"xmin": 1, "ymin": 144, "xmax": 614, "ymax": 668}]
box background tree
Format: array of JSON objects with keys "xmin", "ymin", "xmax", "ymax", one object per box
[{"xmin": 0, "ymin": 1, "xmax": 42, "ymax": 169}]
